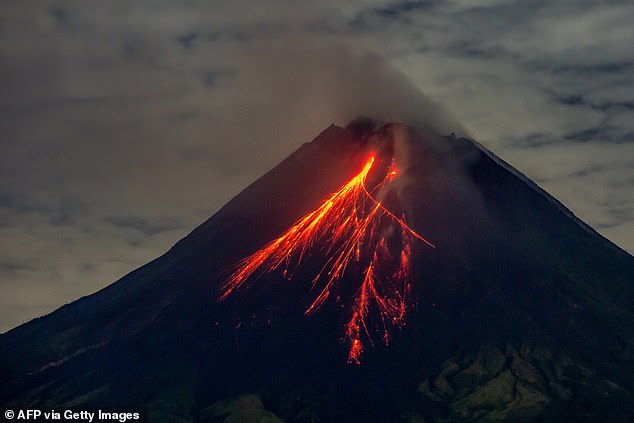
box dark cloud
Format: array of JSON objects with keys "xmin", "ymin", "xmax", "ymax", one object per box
[
  {"xmin": 0, "ymin": 261, "xmax": 34, "ymax": 273},
  {"xmin": 374, "ymin": 1, "xmax": 439, "ymax": 18},
  {"xmin": 553, "ymin": 92, "xmax": 634, "ymax": 113},
  {"xmin": 200, "ymin": 68, "xmax": 234, "ymax": 88},
  {"xmin": 350, "ymin": 0, "xmax": 440, "ymax": 26},
  {"xmin": 103, "ymin": 216, "xmax": 183, "ymax": 237},
  {"xmin": 550, "ymin": 61, "xmax": 634, "ymax": 75},
  {"xmin": 176, "ymin": 32, "xmax": 199, "ymax": 50},
  {"xmin": 564, "ymin": 125, "xmax": 607, "ymax": 142},
  {"xmin": 49, "ymin": 7, "xmax": 69, "ymax": 26},
  {"xmin": 509, "ymin": 133, "xmax": 561, "ymax": 148},
  {"xmin": 556, "ymin": 94, "xmax": 586, "ymax": 107}
]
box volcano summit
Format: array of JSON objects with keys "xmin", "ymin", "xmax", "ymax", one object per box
[{"xmin": 1, "ymin": 120, "xmax": 633, "ymax": 422}]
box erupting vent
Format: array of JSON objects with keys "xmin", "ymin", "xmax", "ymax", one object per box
[{"xmin": 220, "ymin": 154, "xmax": 434, "ymax": 364}]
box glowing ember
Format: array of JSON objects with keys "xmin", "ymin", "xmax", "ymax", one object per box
[{"xmin": 219, "ymin": 154, "xmax": 434, "ymax": 364}]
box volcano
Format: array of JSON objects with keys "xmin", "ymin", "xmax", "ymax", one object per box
[{"xmin": 1, "ymin": 119, "xmax": 633, "ymax": 422}]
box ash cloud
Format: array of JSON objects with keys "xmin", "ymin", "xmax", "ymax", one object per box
[{"xmin": 223, "ymin": 37, "xmax": 467, "ymax": 140}]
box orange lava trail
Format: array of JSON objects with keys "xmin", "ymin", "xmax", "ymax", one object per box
[{"xmin": 219, "ymin": 154, "xmax": 434, "ymax": 364}]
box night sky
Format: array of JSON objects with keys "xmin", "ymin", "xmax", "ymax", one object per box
[{"xmin": 1, "ymin": 0, "xmax": 632, "ymax": 332}]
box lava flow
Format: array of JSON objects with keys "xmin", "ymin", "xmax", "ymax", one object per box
[{"xmin": 220, "ymin": 154, "xmax": 434, "ymax": 364}]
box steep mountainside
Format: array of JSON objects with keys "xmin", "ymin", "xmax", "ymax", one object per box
[{"xmin": 1, "ymin": 119, "xmax": 633, "ymax": 422}]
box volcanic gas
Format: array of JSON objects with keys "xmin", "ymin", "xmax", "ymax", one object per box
[{"xmin": 219, "ymin": 152, "xmax": 434, "ymax": 364}]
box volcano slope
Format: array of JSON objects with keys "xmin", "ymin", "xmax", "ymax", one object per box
[{"xmin": 1, "ymin": 119, "xmax": 633, "ymax": 422}]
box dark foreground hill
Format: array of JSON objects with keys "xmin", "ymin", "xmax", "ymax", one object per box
[{"xmin": 1, "ymin": 119, "xmax": 633, "ymax": 422}]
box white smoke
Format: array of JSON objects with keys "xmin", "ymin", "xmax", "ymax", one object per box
[{"xmin": 216, "ymin": 35, "xmax": 468, "ymax": 157}]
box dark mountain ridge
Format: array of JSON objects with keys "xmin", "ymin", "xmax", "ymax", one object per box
[{"xmin": 1, "ymin": 120, "xmax": 633, "ymax": 422}]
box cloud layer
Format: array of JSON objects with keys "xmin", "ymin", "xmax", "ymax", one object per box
[{"xmin": 1, "ymin": 0, "xmax": 632, "ymax": 332}]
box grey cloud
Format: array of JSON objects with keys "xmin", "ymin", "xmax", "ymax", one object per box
[
  {"xmin": 349, "ymin": 0, "xmax": 441, "ymax": 27},
  {"xmin": 200, "ymin": 68, "xmax": 235, "ymax": 88},
  {"xmin": 553, "ymin": 92, "xmax": 634, "ymax": 113},
  {"xmin": 564, "ymin": 125, "xmax": 608, "ymax": 142},
  {"xmin": 550, "ymin": 62, "xmax": 634, "ymax": 75},
  {"xmin": 176, "ymin": 32, "xmax": 200, "ymax": 50},
  {"xmin": 506, "ymin": 133, "xmax": 561, "ymax": 148},
  {"xmin": 49, "ymin": 7, "xmax": 69, "ymax": 26},
  {"xmin": 104, "ymin": 216, "xmax": 183, "ymax": 237},
  {"xmin": 0, "ymin": 261, "xmax": 35, "ymax": 273}
]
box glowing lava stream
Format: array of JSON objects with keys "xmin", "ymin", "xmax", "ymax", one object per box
[{"xmin": 219, "ymin": 155, "xmax": 434, "ymax": 364}]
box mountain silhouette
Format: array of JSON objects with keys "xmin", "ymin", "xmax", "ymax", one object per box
[{"xmin": 1, "ymin": 119, "xmax": 633, "ymax": 422}]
